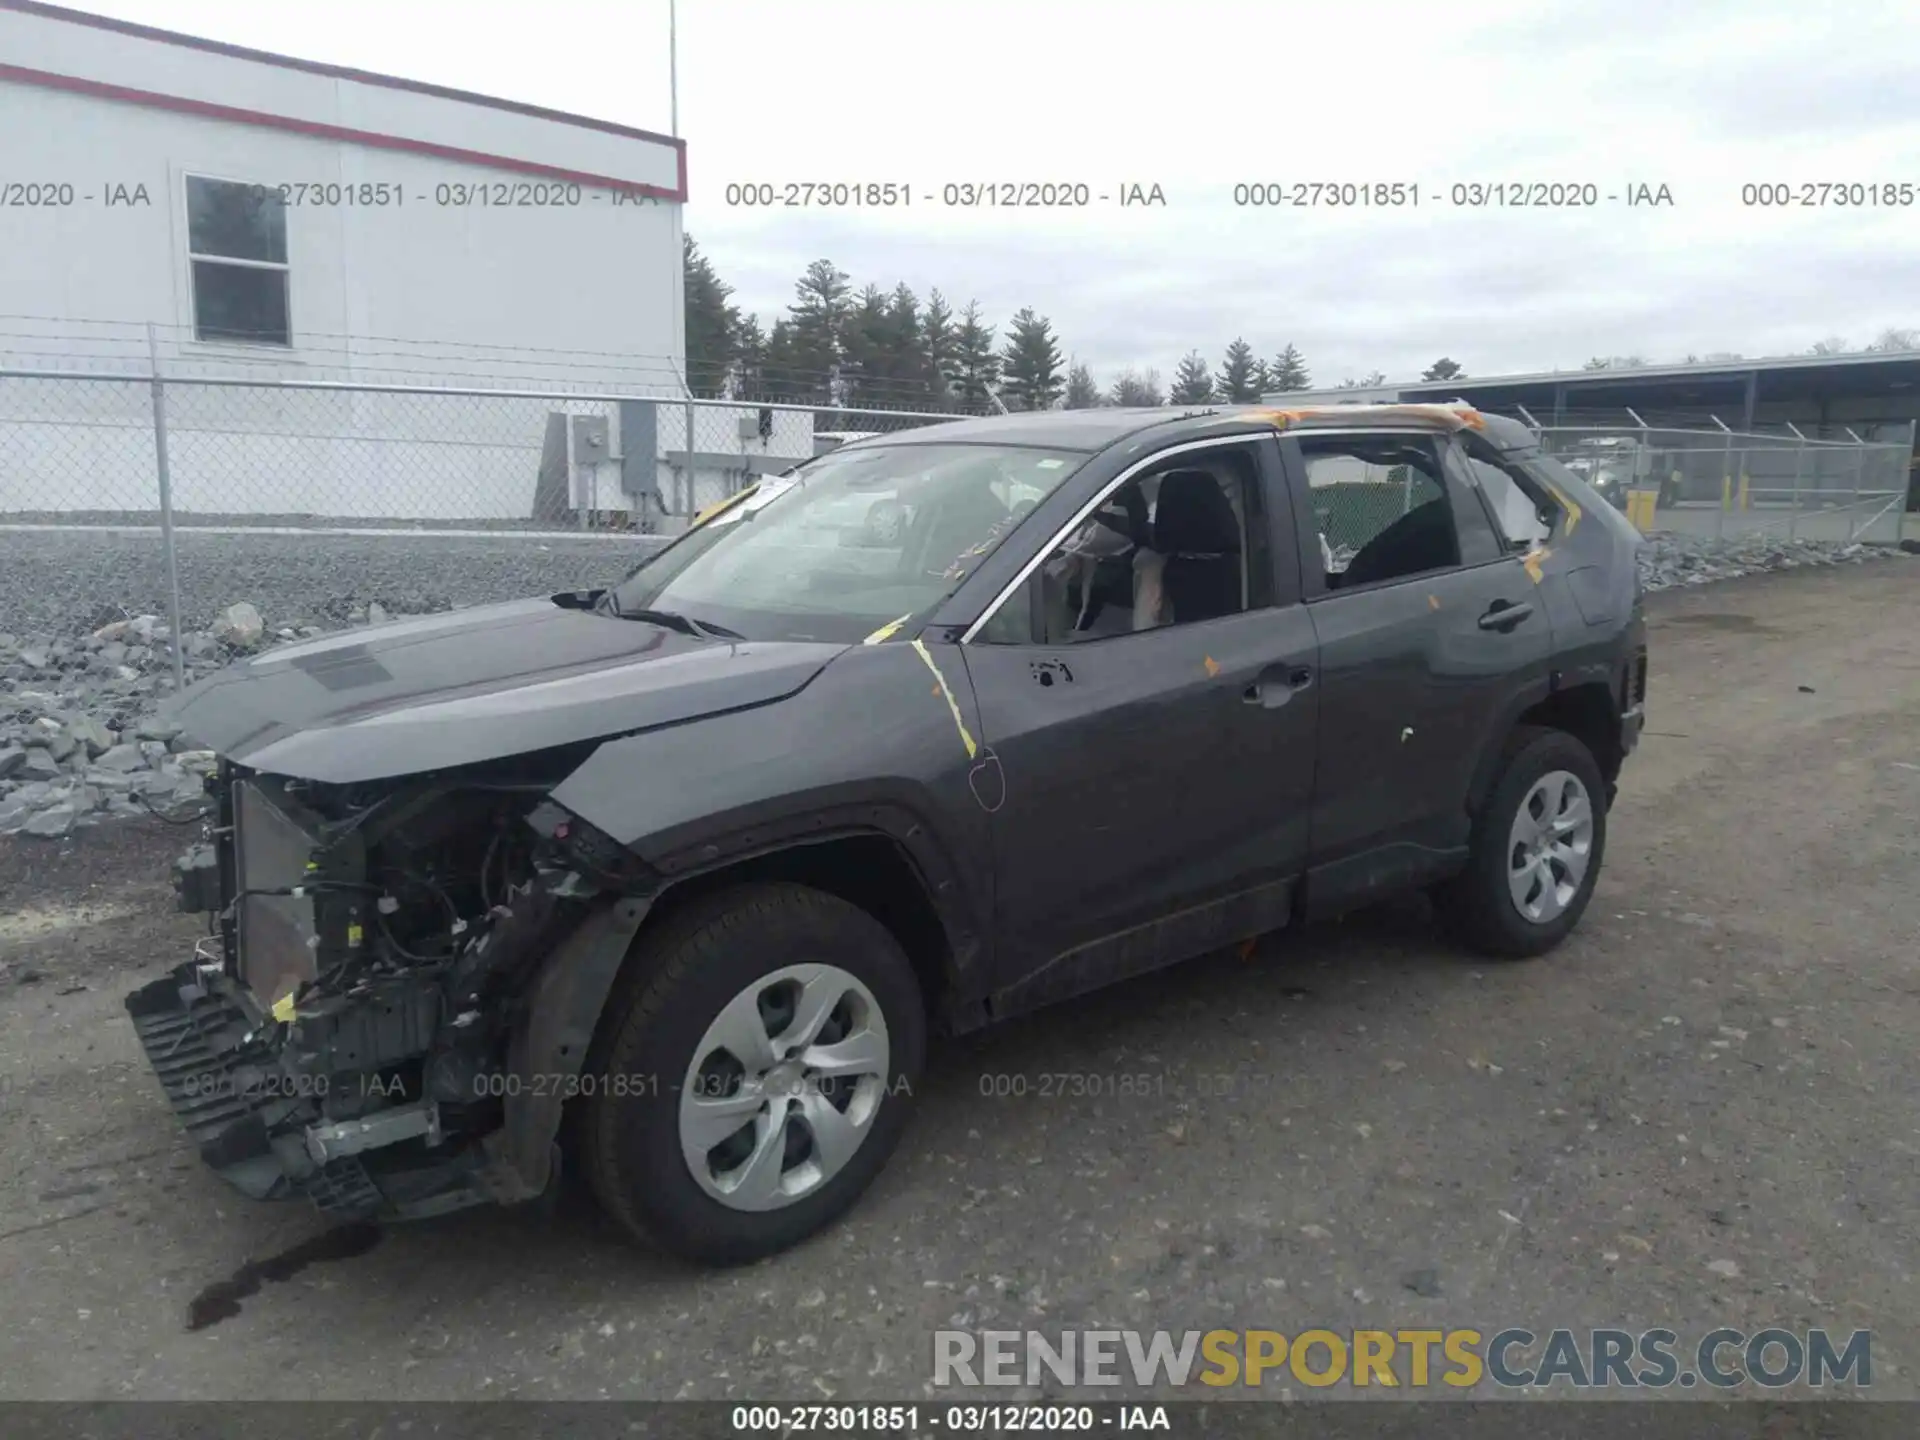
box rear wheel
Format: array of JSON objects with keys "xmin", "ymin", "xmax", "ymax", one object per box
[
  {"xmin": 1436, "ymin": 726, "xmax": 1607, "ymax": 959},
  {"xmin": 581, "ymin": 882, "xmax": 925, "ymax": 1264}
]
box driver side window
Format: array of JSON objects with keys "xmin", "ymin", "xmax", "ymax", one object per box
[{"xmin": 976, "ymin": 446, "xmax": 1268, "ymax": 646}]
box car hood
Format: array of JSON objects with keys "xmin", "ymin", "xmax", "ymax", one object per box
[{"xmin": 162, "ymin": 596, "xmax": 847, "ymax": 784}]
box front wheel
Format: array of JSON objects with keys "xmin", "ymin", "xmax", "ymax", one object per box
[
  {"xmin": 1435, "ymin": 726, "xmax": 1608, "ymax": 959},
  {"xmin": 581, "ymin": 882, "xmax": 926, "ymax": 1264}
]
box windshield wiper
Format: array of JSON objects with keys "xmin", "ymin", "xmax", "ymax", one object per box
[{"xmin": 609, "ymin": 604, "xmax": 744, "ymax": 641}]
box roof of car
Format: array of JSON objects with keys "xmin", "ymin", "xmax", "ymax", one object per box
[{"xmin": 845, "ymin": 402, "xmax": 1537, "ymax": 453}]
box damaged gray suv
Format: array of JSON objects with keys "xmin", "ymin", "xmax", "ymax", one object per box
[{"xmin": 127, "ymin": 404, "xmax": 1648, "ymax": 1264}]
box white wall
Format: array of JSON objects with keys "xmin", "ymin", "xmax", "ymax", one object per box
[
  {"xmin": 0, "ymin": 6, "xmax": 687, "ymax": 521},
  {"xmin": 0, "ymin": 94, "xmax": 682, "ymax": 382}
]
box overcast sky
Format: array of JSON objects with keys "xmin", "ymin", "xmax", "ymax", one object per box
[{"xmin": 64, "ymin": 0, "xmax": 1920, "ymax": 386}]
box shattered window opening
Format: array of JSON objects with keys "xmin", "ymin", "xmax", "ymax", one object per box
[
  {"xmin": 609, "ymin": 443, "xmax": 1086, "ymax": 645},
  {"xmin": 979, "ymin": 446, "xmax": 1269, "ymax": 647}
]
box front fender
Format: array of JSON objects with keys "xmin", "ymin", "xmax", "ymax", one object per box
[{"xmin": 549, "ymin": 641, "xmax": 997, "ymax": 995}]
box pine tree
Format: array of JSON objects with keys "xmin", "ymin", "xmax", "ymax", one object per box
[
  {"xmin": 1421, "ymin": 357, "xmax": 1465, "ymax": 382},
  {"xmin": 761, "ymin": 319, "xmax": 807, "ymax": 402},
  {"xmin": 1215, "ymin": 338, "xmax": 1262, "ymax": 402},
  {"xmin": 1109, "ymin": 368, "xmax": 1164, "ymax": 407},
  {"xmin": 1336, "ymin": 371, "xmax": 1387, "ymax": 389},
  {"xmin": 683, "ymin": 235, "xmax": 740, "ymax": 395},
  {"xmin": 999, "ymin": 308, "xmax": 1065, "ymax": 411},
  {"xmin": 728, "ymin": 313, "xmax": 767, "ymax": 399},
  {"xmin": 922, "ymin": 288, "xmax": 959, "ymax": 404},
  {"xmin": 886, "ymin": 283, "xmax": 938, "ymax": 403},
  {"xmin": 1170, "ymin": 350, "xmax": 1215, "ymax": 405},
  {"xmin": 840, "ymin": 284, "xmax": 895, "ymax": 410},
  {"xmin": 784, "ymin": 259, "xmax": 852, "ymax": 403},
  {"xmin": 1267, "ymin": 343, "xmax": 1310, "ymax": 391},
  {"xmin": 951, "ymin": 302, "xmax": 1002, "ymax": 410},
  {"xmin": 1064, "ymin": 362, "xmax": 1102, "ymax": 409}
]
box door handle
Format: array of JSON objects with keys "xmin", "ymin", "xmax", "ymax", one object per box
[
  {"xmin": 1243, "ymin": 663, "xmax": 1314, "ymax": 708},
  {"xmin": 1478, "ymin": 600, "xmax": 1534, "ymax": 632}
]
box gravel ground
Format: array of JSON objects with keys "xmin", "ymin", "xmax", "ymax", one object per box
[
  {"xmin": 0, "ymin": 527, "xmax": 666, "ymax": 639},
  {"xmin": 0, "ymin": 561, "xmax": 1915, "ymax": 1404}
]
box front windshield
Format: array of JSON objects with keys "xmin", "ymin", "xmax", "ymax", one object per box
[{"xmin": 611, "ymin": 442, "xmax": 1086, "ymax": 643}]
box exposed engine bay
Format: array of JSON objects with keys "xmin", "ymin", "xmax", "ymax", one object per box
[{"xmin": 128, "ymin": 750, "xmax": 655, "ymax": 1221}]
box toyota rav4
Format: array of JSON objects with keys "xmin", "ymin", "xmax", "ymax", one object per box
[{"xmin": 127, "ymin": 403, "xmax": 1647, "ymax": 1264}]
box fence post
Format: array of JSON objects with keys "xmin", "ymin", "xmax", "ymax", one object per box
[
  {"xmin": 146, "ymin": 324, "xmax": 186, "ymax": 694},
  {"xmin": 1909, "ymin": 420, "xmax": 1919, "ymax": 545},
  {"xmin": 1785, "ymin": 423, "xmax": 1805, "ymax": 541},
  {"xmin": 682, "ymin": 379, "xmax": 697, "ymax": 520},
  {"xmin": 567, "ymin": 414, "xmax": 585, "ymax": 531},
  {"xmin": 1712, "ymin": 415, "xmax": 1732, "ymax": 539},
  {"xmin": 1845, "ymin": 443, "xmax": 1865, "ymax": 543}
]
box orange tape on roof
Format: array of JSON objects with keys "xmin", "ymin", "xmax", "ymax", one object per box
[{"xmin": 1239, "ymin": 403, "xmax": 1486, "ymax": 431}]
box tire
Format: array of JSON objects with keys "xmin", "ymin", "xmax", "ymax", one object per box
[
  {"xmin": 1435, "ymin": 725, "xmax": 1608, "ymax": 959},
  {"xmin": 581, "ymin": 881, "xmax": 926, "ymax": 1265}
]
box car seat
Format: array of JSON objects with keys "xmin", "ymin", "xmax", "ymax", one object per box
[{"xmin": 1152, "ymin": 469, "xmax": 1243, "ymax": 623}]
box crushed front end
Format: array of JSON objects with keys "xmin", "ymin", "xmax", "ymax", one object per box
[{"xmin": 126, "ymin": 755, "xmax": 653, "ymax": 1222}]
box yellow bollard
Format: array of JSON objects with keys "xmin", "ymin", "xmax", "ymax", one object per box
[{"xmin": 1738, "ymin": 473, "xmax": 1751, "ymax": 510}]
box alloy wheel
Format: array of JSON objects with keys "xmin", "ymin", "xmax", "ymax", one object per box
[
  {"xmin": 678, "ymin": 964, "xmax": 891, "ymax": 1211},
  {"xmin": 1506, "ymin": 769, "xmax": 1595, "ymax": 924}
]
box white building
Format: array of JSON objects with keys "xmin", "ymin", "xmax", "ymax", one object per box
[{"xmin": 0, "ymin": 0, "xmax": 792, "ymax": 526}]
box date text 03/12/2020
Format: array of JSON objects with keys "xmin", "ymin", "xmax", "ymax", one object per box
[
  {"xmin": 721, "ymin": 181, "xmax": 1167, "ymax": 207},
  {"xmin": 730, "ymin": 1405, "xmax": 1171, "ymax": 1432}
]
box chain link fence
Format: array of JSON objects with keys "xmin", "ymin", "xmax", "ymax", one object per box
[
  {"xmin": 1309, "ymin": 465, "xmax": 1436, "ymax": 566},
  {"xmin": 0, "ymin": 369, "xmax": 976, "ymax": 530},
  {"xmin": 1530, "ymin": 422, "xmax": 1914, "ymax": 544},
  {"xmin": 0, "ymin": 364, "xmax": 978, "ymax": 658},
  {"xmin": 6, "ymin": 366, "xmax": 1915, "ymax": 667}
]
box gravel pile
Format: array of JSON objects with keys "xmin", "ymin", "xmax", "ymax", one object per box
[
  {"xmin": 1635, "ymin": 531, "xmax": 1905, "ymax": 591},
  {"xmin": 0, "ymin": 528, "xmax": 1909, "ymax": 837},
  {"xmin": 0, "ymin": 529, "xmax": 667, "ymax": 640}
]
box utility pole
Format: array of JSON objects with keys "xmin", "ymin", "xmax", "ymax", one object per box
[{"xmin": 669, "ymin": 0, "xmax": 695, "ymax": 522}]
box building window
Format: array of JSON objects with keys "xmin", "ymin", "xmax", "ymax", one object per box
[{"xmin": 186, "ymin": 176, "xmax": 290, "ymax": 346}]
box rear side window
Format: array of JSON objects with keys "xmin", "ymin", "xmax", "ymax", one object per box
[
  {"xmin": 1299, "ymin": 436, "xmax": 1460, "ymax": 591},
  {"xmin": 1460, "ymin": 441, "xmax": 1557, "ymax": 550}
]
